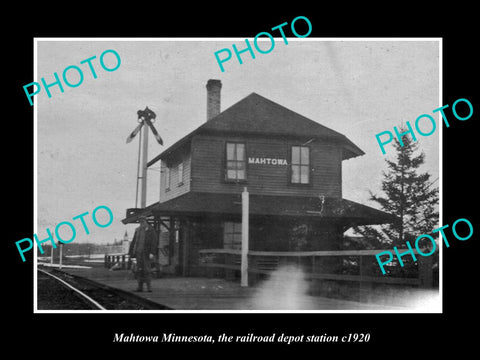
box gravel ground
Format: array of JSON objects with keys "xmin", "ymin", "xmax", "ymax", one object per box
[
  {"xmin": 37, "ymin": 269, "xmax": 170, "ymax": 310},
  {"xmin": 37, "ymin": 270, "xmax": 97, "ymax": 310}
]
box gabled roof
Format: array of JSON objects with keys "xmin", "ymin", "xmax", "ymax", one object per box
[
  {"xmin": 202, "ymin": 93, "xmax": 351, "ymax": 140},
  {"xmin": 148, "ymin": 92, "xmax": 364, "ymax": 166}
]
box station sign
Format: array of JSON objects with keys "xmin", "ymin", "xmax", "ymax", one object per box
[{"xmin": 248, "ymin": 157, "xmax": 288, "ymax": 165}]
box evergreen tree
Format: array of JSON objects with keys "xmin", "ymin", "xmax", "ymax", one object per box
[{"xmin": 354, "ymin": 133, "xmax": 439, "ymax": 249}]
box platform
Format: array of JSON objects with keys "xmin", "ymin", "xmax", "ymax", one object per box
[{"xmin": 53, "ymin": 265, "xmax": 413, "ymax": 311}]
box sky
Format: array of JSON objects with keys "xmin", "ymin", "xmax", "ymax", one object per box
[{"xmin": 35, "ymin": 38, "xmax": 440, "ymax": 244}]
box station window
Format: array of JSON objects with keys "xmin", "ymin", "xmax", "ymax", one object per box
[
  {"xmin": 223, "ymin": 221, "xmax": 242, "ymax": 249},
  {"xmin": 165, "ymin": 165, "xmax": 171, "ymax": 190},
  {"xmin": 178, "ymin": 161, "xmax": 184, "ymax": 186},
  {"xmin": 291, "ymin": 146, "xmax": 310, "ymax": 184},
  {"xmin": 225, "ymin": 142, "xmax": 246, "ymax": 181}
]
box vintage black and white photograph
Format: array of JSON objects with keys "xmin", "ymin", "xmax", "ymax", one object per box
[{"xmin": 34, "ymin": 38, "xmax": 441, "ymax": 312}]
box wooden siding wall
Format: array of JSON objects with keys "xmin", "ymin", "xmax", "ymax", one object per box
[
  {"xmin": 159, "ymin": 153, "xmax": 191, "ymax": 202},
  {"xmin": 250, "ymin": 218, "xmax": 340, "ymax": 251},
  {"xmin": 191, "ymin": 134, "xmax": 342, "ymax": 198}
]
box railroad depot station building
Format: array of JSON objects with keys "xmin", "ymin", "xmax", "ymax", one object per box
[{"xmin": 122, "ymin": 80, "xmax": 396, "ymax": 280}]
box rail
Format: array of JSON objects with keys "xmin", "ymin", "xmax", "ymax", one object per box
[
  {"xmin": 38, "ymin": 268, "xmax": 172, "ymax": 310},
  {"xmin": 38, "ymin": 268, "xmax": 107, "ymax": 310}
]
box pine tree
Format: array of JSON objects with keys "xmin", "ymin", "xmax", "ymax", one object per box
[{"xmin": 354, "ymin": 133, "xmax": 439, "ymax": 249}]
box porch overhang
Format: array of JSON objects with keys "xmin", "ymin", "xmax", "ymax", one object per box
[{"xmin": 122, "ymin": 192, "xmax": 398, "ymax": 227}]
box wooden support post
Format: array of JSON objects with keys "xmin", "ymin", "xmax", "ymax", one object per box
[
  {"xmin": 359, "ymin": 255, "xmax": 374, "ymax": 302},
  {"xmin": 249, "ymin": 256, "xmax": 256, "ymax": 285},
  {"xmin": 169, "ymin": 217, "xmax": 175, "ymax": 268},
  {"xmin": 59, "ymin": 244, "xmax": 63, "ymax": 270},
  {"xmin": 310, "ymin": 255, "xmax": 316, "ymax": 295},
  {"xmin": 182, "ymin": 219, "xmax": 189, "ymax": 277},
  {"xmin": 241, "ymin": 187, "xmax": 249, "ymax": 287}
]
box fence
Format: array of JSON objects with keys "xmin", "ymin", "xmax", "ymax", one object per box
[
  {"xmin": 198, "ymin": 248, "xmax": 434, "ymax": 301},
  {"xmin": 104, "ymin": 254, "xmax": 131, "ymax": 270}
]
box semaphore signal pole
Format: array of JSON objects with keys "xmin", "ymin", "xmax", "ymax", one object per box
[
  {"xmin": 126, "ymin": 107, "xmax": 163, "ymax": 209},
  {"xmin": 140, "ymin": 120, "xmax": 149, "ymax": 208}
]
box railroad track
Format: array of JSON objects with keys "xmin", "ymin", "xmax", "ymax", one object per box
[{"xmin": 37, "ymin": 267, "xmax": 171, "ymax": 310}]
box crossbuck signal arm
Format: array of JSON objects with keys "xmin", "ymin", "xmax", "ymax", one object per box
[{"xmin": 126, "ymin": 107, "xmax": 163, "ymax": 145}]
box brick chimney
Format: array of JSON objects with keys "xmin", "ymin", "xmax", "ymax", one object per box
[{"xmin": 206, "ymin": 79, "xmax": 222, "ymax": 121}]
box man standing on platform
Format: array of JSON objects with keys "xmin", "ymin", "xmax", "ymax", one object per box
[{"xmin": 129, "ymin": 215, "xmax": 158, "ymax": 292}]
